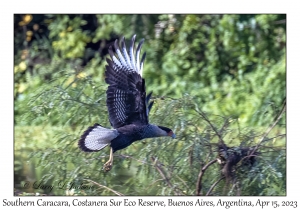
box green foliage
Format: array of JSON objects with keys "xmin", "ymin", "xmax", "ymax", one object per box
[
  {"xmin": 14, "ymin": 14, "xmax": 286, "ymax": 196},
  {"xmin": 14, "ymin": 95, "xmax": 285, "ymax": 196}
]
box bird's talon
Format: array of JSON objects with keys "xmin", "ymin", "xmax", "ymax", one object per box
[{"xmin": 103, "ymin": 162, "xmax": 112, "ymax": 172}]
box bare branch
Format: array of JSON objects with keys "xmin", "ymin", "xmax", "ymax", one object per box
[
  {"xmin": 250, "ymin": 101, "xmax": 286, "ymax": 157},
  {"xmin": 176, "ymin": 174, "xmax": 189, "ymax": 189},
  {"xmin": 148, "ymin": 178, "xmax": 165, "ymax": 188},
  {"xmin": 219, "ymin": 118, "xmax": 230, "ymax": 137},
  {"xmin": 196, "ymin": 159, "xmax": 218, "ymax": 196},
  {"xmin": 94, "ymin": 154, "xmax": 151, "ymax": 166},
  {"xmin": 84, "ymin": 179, "xmax": 124, "ymax": 196},
  {"xmin": 117, "ymin": 154, "xmax": 150, "ymax": 165},
  {"xmin": 206, "ymin": 176, "xmax": 225, "ymax": 196},
  {"xmin": 194, "ymin": 108, "xmax": 225, "ymax": 145},
  {"xmin": 261, "ymin": 134, "xmax": 286, "ymax": 144},
  {"xmin": 151, "ymin": 157, "xmax": 182, "ymax": 195}
]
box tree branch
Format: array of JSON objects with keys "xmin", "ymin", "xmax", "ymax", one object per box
[
  {"xmin": 84, "ymin": 179, "xmax": 124, "ymax": 196},
  {"xmin": 206, "ymin": 176, "xmax": 225, "ymax": 196},
  {"xmin": 151, "ymin": 157, "xmax": 182, "ymax": 195},
  {"xmin": 194, "ymin": 108, "xmax": 225, "ymax": 145},
  {"xmin": 196, "ymin": 159, "xmax": 218, "ymax": 196},
  {"xmin": 250, "ymin": 101, "xmax": 286, "ymax": 157}
]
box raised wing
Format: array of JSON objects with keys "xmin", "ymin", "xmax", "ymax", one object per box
[{"xmin": 105, "ymin": 35, "xmax": 152, "ymax": 129}]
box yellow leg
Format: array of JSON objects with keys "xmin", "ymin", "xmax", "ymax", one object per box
[{"xmin": 103, "ymin": 147, "xmax": 113, "ymax": 172}]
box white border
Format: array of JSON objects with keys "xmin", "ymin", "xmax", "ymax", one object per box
[{"xmin": 2, "ymin": 0, "xmax": 300, "ymax": 209}]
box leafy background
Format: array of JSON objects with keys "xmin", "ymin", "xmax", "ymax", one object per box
[{"xmin": 14, "ymin": 14, "xmax": 286, "ymax": 196}]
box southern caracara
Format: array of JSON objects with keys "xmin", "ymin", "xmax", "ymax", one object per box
[{"xmin": 78, "ymin": 35, "xmax": 176, "ymax": 172}]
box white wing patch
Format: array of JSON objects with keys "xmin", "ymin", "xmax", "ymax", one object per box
[
  {"xmin": 105, "ymin": 35, "xmax": 149, "ymax": 128},
  {"xmin": 121, "ymin": 40, "xmax": 133, "ymax": 70},
  {"xmin": 112, "ymin": 55, "xmax": 122, "ymax": 69},
  {"xmin": 115, "ymin": 48, "xmax": 127, "ymax": 69},
  {"xmin": 110, "ymin": 35, "xmax": 146, "ymax": 76},
  {"xmin": 129, "ymin": 35, "xmax": 137, "ymax": 71}
]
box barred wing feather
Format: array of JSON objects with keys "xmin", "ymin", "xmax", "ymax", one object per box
[{"xmin": 105, "ymin": 35, "xmax": 152, "ymax": 129}]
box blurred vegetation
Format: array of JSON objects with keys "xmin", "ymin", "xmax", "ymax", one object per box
[{"xmin": 14, "ymin": 14, "xmax": 286, "ymax": 196}]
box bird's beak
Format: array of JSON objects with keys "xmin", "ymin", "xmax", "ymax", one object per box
[{"xmin": 168, "ymin": 131, "xmax": 176, "ymax": 139}]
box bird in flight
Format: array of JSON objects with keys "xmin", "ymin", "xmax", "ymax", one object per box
[{"xmin": 78, "ymin": 35, "xmax": 176, "ymax": 172}]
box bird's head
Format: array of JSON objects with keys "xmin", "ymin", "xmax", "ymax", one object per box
[{"xmin": 157, "ymin": 125, "xmax": 176, "ymax": 139}]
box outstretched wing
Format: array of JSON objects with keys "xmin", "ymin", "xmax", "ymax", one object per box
[{"xmin": 105, "ymin": 35, "xmax": 152, "ymax": 129}]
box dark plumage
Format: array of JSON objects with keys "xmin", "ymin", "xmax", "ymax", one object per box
[{"xmin": 78, "ymin": 35, "xmax": 176, "ymax": 171}]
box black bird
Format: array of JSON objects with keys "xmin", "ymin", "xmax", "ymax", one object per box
[{"xmin": 78, "ymin": 35, "xmax": 176, "ymax": 172}]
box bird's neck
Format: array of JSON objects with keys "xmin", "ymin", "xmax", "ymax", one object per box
[{"xmin": 140, "ymin": 124, "xmax": 167, "ymax": 139}]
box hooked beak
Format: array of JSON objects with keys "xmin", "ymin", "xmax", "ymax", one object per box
[{"xmin": 168, "ymin": 131, "xmax": 176, "ymax": 139}]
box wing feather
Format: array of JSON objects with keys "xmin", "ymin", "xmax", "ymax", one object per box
[
  {"xmin": 140, "ymin": 52, "xmax": 146, "ymax": 76},
  {"xmin": 105, "ymin": 35, "xmax": 149, "ymax": 129},
  {"xmin": 114, "ymin": 39, "xmax": 127, "ymax": 68},
  {"xmin": 121, "ymin": 37, "xmax": 133, "ymax": 70},
  {"xmin": 129, "ymin": 35, "xmax": 137, "ymax": 71},
  {"xmin": 135, "ymin": 38, "xmax": 144, "ymax": 72}
]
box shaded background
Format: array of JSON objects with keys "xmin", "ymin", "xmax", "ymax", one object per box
[{"xmin": 14, "ymin": 14, "xmax": 286, "ymax": 196}]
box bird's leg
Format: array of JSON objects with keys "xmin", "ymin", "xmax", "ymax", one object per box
[{"xmin": 103, "ymin": 147, "xmax": 113, "ymax": 172}]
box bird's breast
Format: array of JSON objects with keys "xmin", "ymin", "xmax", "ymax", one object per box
[{"xmin": 110, "ymin": 132, "xmax": 141, "ymax": 152}]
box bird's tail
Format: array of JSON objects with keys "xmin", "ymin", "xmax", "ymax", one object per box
[{"xmin": 78, "ymin": 123, "xmax": 119, "ymax": 152}]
